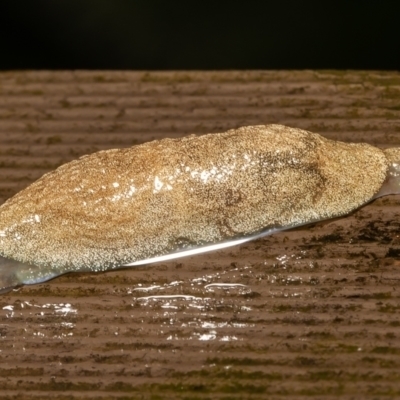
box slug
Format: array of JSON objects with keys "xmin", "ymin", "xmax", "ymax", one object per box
[{"xmin": 0, "ymin": 124, "xmax": 399, "ymax": 293}]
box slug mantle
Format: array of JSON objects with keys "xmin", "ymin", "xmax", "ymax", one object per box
[{"xmin": 0, "ymin": 124, "xmax": 399, "ymax": 293}]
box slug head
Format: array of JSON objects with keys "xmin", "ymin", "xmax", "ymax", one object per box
[{"xmin": 373, "ymin": 148, "xmax": 400, "ymax": 199}]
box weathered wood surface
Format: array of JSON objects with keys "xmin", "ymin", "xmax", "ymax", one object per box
[{"xmin": 0, "ymin": 70, "xmax": 400, "ymax": 399}]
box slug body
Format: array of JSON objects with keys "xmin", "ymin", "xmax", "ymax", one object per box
[{"xmin": 0, "ymin": 124, "xmax": 399, "ymax": 293}]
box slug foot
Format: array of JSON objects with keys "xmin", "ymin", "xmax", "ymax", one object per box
[{"xmin": 0, "ymin": 256, "xmax": 59, "ymax": 294}]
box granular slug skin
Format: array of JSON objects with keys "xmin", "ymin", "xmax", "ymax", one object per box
[{"xmin": 0, "ymin": 124, "xmax": 398, "ymax": 293}]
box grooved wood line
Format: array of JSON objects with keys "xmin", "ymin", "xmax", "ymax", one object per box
[{"xmin": 0, "ymin": 70, "xmax": 400, "ymax": 399}]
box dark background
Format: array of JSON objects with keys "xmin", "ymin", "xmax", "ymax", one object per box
[{"xmin": 0, "ymin": 1, "xmax": 398, "ymax": 70}]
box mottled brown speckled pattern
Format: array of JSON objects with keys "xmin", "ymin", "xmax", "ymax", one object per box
[
  {"xmin": 0, "ymin": 125, "xmax": 389, "ymax": 278},
  {"xmin": 1, "ymin": 70, "xmax": 400, "ymax": 400}
]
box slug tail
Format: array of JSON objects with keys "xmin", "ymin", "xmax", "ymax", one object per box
[
  {"xmin": 0, "ymin": 256, "xmax": 26, "ymax": 293},
  {"xmin": 0, "ymin": 256, "xmax": 59, "ymax": 294},
  {"xmin": 373, "ymin": 148, "xmax": 400, "ymax": 199}
]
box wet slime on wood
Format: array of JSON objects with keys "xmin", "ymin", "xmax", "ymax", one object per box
[{"xmin": 0, "ymin": 124, "xmax": 399, "ymax": 293}]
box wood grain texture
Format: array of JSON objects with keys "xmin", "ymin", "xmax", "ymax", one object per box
[{"xmin": 0, "ymin": 70, "xmax": 400, "ymax": 399}]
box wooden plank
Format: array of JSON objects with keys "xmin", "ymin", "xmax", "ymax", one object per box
[{"xmin": 0, "ymin": 70, "xmax": 400, "ymax": 399}]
